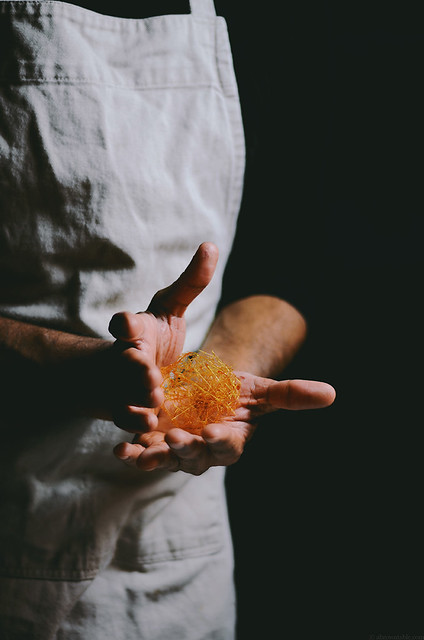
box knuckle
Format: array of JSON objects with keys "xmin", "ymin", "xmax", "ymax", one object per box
[{"xmin": 120, "ymin": 347, "xmax": 140, "ymax": 365}]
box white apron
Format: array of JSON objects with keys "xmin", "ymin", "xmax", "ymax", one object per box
[{"xmin": 0, "ymin": 1, "xmax": 245, "ymax": 638}]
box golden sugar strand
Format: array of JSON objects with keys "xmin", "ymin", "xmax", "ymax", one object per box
[{"xmin": 160, "ymin": 351, "xmax": 240, "ymax": 434}]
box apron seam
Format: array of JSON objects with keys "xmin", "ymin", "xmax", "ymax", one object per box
[
  {"xmin": 213, "ymin": 19, "xmax": 246, "ymax": 238},
  {"xmin": 0, "ymin": 2, "xmax": 214, "ymax": 28},
  {"xmin": 0, "ymin": 78, "xmax": 233, "ymax": 93},
  {"xmin": 115, "ymin": 541, "xmax": 223, "ymax": 569}
]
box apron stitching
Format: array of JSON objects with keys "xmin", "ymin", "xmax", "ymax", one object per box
[{"xmin": 0, "ymin": 78, "xmax": 233, "ymax": 94}]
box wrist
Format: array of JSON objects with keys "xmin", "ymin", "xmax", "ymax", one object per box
[{"xmin": 202, "ymin": 295, "xmax": 307, "ymax": 377}]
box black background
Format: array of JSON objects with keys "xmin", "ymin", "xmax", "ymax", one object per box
[{"xmin": 219, "ymin": 3, "xmax": 423, "ymax": 640}]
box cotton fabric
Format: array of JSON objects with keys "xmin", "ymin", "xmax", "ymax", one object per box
[{"xmin": 0, "ymin": 1, "xmax": 245, "ymax": 637}]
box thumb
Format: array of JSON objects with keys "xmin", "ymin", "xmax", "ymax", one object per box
[
  {"xmin": 148, "ymin": 242, "xmax": 219, "ymax": 317},
  {"xmin": 265, "ymin": 379, "xmax": 336, "ymax": 411}
]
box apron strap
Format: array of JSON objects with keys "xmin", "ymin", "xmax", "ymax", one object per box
[{"xmin": 189, "ymin": 0, "xmax": 216, "ymax": 18}]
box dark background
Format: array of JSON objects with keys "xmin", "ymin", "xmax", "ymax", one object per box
[{"xmin": 219, "ymin": 3, "xmax": 424, "ymax": 640}]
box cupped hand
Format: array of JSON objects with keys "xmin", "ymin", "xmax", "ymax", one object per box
[
  {"xmin": 103, "ymin": 242, "xmax": 218, "ymax": 428},
  {"xmin": 113, "ymin": 372, "xmax": 336, "ymax": 476}
]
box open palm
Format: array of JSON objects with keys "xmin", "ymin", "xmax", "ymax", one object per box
[
  {"xmin": 113, "ymin": 369, "xmax": 336, "ymax": 475},
  {"xmin": 108, "ymin": 241, "xmax": 335, "ymax": 474}
]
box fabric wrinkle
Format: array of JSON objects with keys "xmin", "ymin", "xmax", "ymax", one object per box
[{"xmin": 0, "ymin": 1, "xmax": 244, "ymax": 638}]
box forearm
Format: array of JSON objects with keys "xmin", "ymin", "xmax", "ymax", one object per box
[
  {"xmin": 0, "ymin": 316, "xmax": 112, "ymax": 421},
  {"xmin": 201, "ymin": 295, "xmax": 307, "ymax": 378},
  {"xmin": 0, "ymin": 316, "xmax": 108, "ymax": 364}
]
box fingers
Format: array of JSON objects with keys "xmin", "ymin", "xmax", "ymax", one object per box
[
  {"xmin": 148, "ymin": 242, "xmax": 219, "ymax": 317},
  {"xmin": 200, "ymin": 423, "xmax": 246, "ymax": 463},
  {"xmin": 108, "ymin": 309, "xmax": 156, "ymax": 345},
  {"xmin": 114, "ymin": 432, "xmax": 180, "ymax": 471},
  {"xmin": 113, "ymin": 441, "xmax": 146, "ymax": 466},
  {"xmin": 111, "ymin": 405, "xmax": 159, "ymax": 433},
  {"xmin": 166, "ymin": 425, "xmax": 243, "ymax": 468},
  {"xmin": 113, "ymin": 422, "xmax": 249, "ymax": 475},
  {"xmin": 114, "ymin": 347, "xmax": 163, "ymax": 406},
  {"xmin": 114, "ymin": 431, "xmax": 182, "ymax": 472},
  {"xmin": 108, "ymin": 308, "xmax": 164, "ymax": 431},
  {"xmin": 264, "ymin": 379, "xmax": 336, "ymax": 411},
  {"xmin": 101, "ymin": 343, "xmax": 164, "ymax": 430}
]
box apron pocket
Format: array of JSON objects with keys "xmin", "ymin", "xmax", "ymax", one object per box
[{"xmin": 113, "ymin": 467, "xmax": 227, "ymax": 570}]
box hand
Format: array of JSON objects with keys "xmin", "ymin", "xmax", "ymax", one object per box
[
  {"xmin": 0, "ymin": 243, "xmax": 218, "ymax": 427},
  {"xmin": 105, "ymin": 242, "xmax": 219, "ymax": 430},
  {"xmin": 113, "ymin": 372, "xmax": 336, "ymax": 475}
]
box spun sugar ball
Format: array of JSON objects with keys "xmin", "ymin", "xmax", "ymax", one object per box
[{"xmin": 160, "ymin": 351, "xmax": 240, "ymax": 435}]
